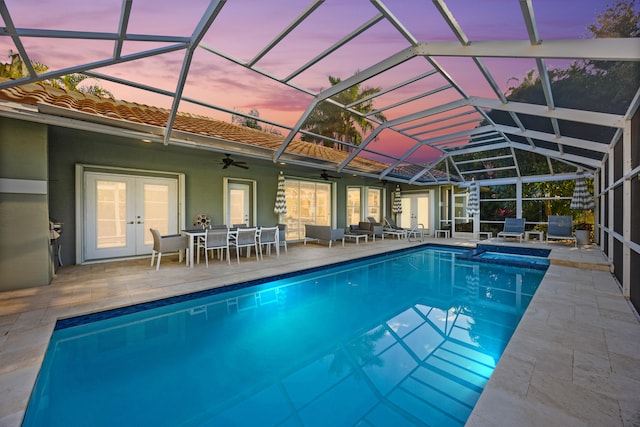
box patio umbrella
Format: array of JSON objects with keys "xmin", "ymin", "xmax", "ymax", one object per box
[
  {"xmin": 274, "ymin": 171, "xmax": 287, "ymax": 216},
  {"xmin": 392, "ymin": 185, "xmax": 402, "ymax": 215},
  {"xmin": 570, "ymin": 171, "xmax": 595, "ymax": 211},
  {"xmin": 467, "ymin": 180, "xmax": 480, "ymax": 215},
  {"xmin": 570, "ymin": 170, "xmax": 595, "ymax": 227}
]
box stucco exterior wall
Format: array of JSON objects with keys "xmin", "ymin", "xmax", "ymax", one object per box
[
  {"xmin": 47, "ymin": 125, "xmax": 410, "ymax": 265},
  {"xmin": 0, "ymin": 117, "xmax": 51, "ymax": 291}
]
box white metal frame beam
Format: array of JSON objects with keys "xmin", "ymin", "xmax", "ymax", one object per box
[
  {"xmin": 469, "ymin": 97, "xmax": 625, "ymax": 128},
  {"xmin": 413, "ymin": 39, "xmax": 640, "ymax": 61},
  {"xmin": 494, "ymin": 124, "xmax": 609, "ymax": 153},
  {"xmin": 163, "ymin": 0, "xmax": 226, "ymax": 145}
]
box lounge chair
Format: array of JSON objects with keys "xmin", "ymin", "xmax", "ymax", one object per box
[
  {"xmin": 546, "ymin": 215, "xmax": 577, "ymax": 247},
  {"xmin": 497, "ymin": 218, "xmax": 525, "ymax": 242},
  {"xmin": 383, "ymin": 216, "xmax": 408, "ymax": 239},
  {"xmin": 384, "ymin": 215, "xmax": 405, "ymax": 230}
]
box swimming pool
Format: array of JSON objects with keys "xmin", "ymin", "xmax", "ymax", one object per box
[{"xmin": 23, "ymin": 246, "xmax": 546, "ymax": 427}]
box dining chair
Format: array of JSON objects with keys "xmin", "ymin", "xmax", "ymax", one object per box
[
  {"xmin": 199, "ymin": 228, "xmax": 230, "ymax": 267},
  {"xmin": 230, "ymin": 227, "xmax": 259, "ymax": 263},
  {"xmin": 149, "ymin": 228, "xmax": 189, "ymax": 271},
  {"xmin": 276, "ymin": 223, "xmax": 288, "ymax": 253},
  {"xmin": 258, "ymin": 226, "xmax": 279, "ymax": 259}
]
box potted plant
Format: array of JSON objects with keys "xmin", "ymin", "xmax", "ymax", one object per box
[{"xmin": 574, "ymin": 222, "xmax": 592, "ymax": 245}]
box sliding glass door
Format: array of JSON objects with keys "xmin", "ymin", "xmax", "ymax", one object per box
[{"xmin": 284, "ymin": 179, "xmax": 332, "ymax": 241}]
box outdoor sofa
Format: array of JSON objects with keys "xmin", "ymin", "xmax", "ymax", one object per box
[
  {"xmin": 304, "ymin": 224, "xmax": 345, "ymax": 247},
  {"xmin": 349, "ymin": 221, "xmax": 384, "ymax": 241}
]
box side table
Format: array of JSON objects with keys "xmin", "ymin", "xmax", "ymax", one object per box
[
  {"xmin": 345, "ymin": 233, "xmax": 368, "ymax": 244},
  {"xmin": 478, "ymin": 231, "xmax": 492, "ymax": 240},
  {"xmin": 525, "ymin": 230, "xmax": 544, "ymax": 241},
  {"xmin": 435, "ymin": 229, "xmax": 450, "ymax": 238}
]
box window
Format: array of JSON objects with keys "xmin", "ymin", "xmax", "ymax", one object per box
[
  {"xmin": 367, "ymin": 188, "xmax": 382, "ymax": 222},
  {"xmin": 346, "ymin": 186, "xmax": 385, "ymax": 224},
  {"xmin": 347, "ymin": 187, "xmax": 361, "ymax": 225},
  {"xmin": 284, "ymin": 179, "xmax": 332, "ymax": 241}
]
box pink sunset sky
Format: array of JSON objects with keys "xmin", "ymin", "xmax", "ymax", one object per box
[{"xmin": 0, "ymin": 0, "xmax": 623, "ymax": 164}]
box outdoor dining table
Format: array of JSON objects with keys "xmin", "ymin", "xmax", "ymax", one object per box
[
  {"xmin": 182, "ymin": 227, "xmax": 260, "ymax": 267},
  {"xmin": 182, "ymin": 228, "xmax": 206, "ymax": 268}
]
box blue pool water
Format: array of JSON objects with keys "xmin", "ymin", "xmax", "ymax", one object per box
[
  {"xmin": 23, "ymin": 246, "xmax": 547, "ymax": 427},
  {"xmin": 476, "ymin": 252, "xmax": 550, "ymax": 267}
]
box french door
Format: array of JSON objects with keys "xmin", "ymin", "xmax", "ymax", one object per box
[
  {"xmin": 399, "ymin": 192, "xmax": 434, "ymax": 231},
  {"xmin": 84, "ymin": 172, "xmax": 178, "ymax": 260}
]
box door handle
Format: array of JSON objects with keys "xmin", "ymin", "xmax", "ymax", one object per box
[
  {"xmin": 128, "ymin": 221, "xmax": 134, "ymax": 224},
  {"xmin": 137, "ymin": 221, "xmax": 144, "ymax": 224}
]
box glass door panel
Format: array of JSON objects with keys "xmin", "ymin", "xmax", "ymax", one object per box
[
  {"xmin": 284, "ymin": 179, "xmax": 332, "ymax": 241},
  {"xmin": 454, "ymin": 193, "xmax": 470, "ymax": 233},
  {"xmin": 228, "ymin": 183, "xmax": 250, "ymax": 226},
  {"xmin": 315, "ymin": 182, "xmax": 331, "ymax": 225},
  {"xmin": 96, "ymin": 179, "xmax": 129, "ymax": 249},
  {"xmin": 143, "ymin": 183, "xmax": 170, "ymax": 246}
]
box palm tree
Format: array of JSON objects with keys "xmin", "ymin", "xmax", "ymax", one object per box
[
  {"xmin": 1, "ymin": 51, "xmax": 114, "ymax": 99},
  {"xmin": 0, "ymin": 52, "xmax": 48, "ymax": 79},
  {"xmin": 302, "ymin": 75, "xmax": 386, "ymax": 149}
]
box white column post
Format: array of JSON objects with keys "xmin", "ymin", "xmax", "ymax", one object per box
[
  {"xmin": 608, "ymin": 147, "xmax": 615, "ymax": 263},
  {"xmin": 622, "ymin": 119, "xmax": 631, "ymax": 298}
]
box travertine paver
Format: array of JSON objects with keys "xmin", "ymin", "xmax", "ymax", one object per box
[{"xmin": 467, "ymin": 258, "xmax": 640, "ymax": 427}]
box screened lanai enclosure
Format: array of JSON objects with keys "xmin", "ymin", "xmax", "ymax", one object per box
[{"xmin": 0, "ymin": 0, "xmax": 638, "ymax": 307}]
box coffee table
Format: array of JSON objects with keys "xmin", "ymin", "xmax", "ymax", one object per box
[{"xmin": 344, "ymin": 233, "xmax": 368, "ymax": 244}]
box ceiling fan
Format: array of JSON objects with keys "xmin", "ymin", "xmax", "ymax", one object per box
[
  {"xmin": 319, "ymin": 170, "xmax": 341, "ymax": 180},
  {"xmin": 221, "ymin": 154, "xmax": 248, "ymax": 169}
]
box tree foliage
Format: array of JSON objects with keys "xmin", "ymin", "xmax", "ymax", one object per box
[
  {"xmin": 0, "ymin": 51, "xmax": 113, "ymax": 99},
  {"xmin": 505, "ymin": 0, "xmax": 639, "ymax": 116},
  {"xmin": 301, "ymin": 75, "xmax": 387, "ymax": 148},
  {"xmin": 231, "ymin": 107, "xmax": 262, "ymax": 130},
  {"xmin": 231, "ymin": 107, "xmax": 282, "ymax": 135},
  {"xmin": 475, "ymin": 1, "xmax": 637, "ymax": 226}
]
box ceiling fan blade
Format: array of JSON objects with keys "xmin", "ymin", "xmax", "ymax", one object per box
[
  {"xmin": 320, "ymin": 170, "xmax": 340, "ymax": 180},
  {"xmin": 221, "ymin": 154, "xmax": 249, "ymax": 169}
]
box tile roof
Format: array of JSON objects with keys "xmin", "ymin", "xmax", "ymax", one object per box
[
  {"xmin": 390, "ymin": 163, "xmax": 457, "ymax": 182},
  {"xmin": 0, "ymin": 79, "xmax": 388, "ymax": 174}
]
